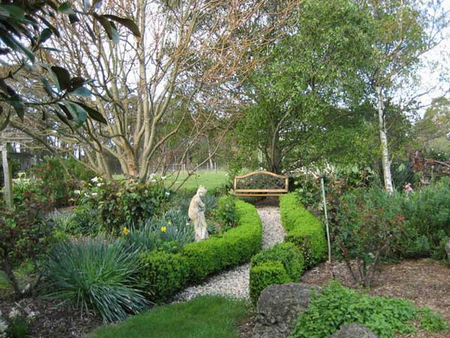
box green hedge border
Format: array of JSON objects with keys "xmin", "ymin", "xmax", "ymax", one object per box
[
  {"xmin": 280, "ymin": 193, "xmax": 327, "ymax": 267},
  {"xmin": 139, "ymin": 200, "xmax": 262, "ymax": 302},
  {"xmin": 249, "ymin": 192, "xmax": 327, "ymax": 304}
]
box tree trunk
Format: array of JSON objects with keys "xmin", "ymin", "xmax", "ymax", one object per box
[{"xmin": 376, "ymin": 86, "xmax": 394, "ymax": 193}]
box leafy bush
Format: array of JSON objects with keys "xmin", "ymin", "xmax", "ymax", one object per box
[
  {"xmin": 249, "ymin": 242, "xmax": 304, "ymax": 304},
  {"xmin": 279, "ymin": 193, "xmax": 326, "ymax": 267},
  {"xmin": 214, "ymin": 195, "xmax": 238, "ymax": 231},
  {"xmin": 249, "ymin": 261, "xmax": 291, "ymax": 305},
  {"xmin": 43, "ymin": 238, "xmax": 150, "ymax": 323},
  {"xmin": 0, "ymin": 203, "xmax": 54, "ymax": 298},
  {"xmin": 52, "ymin": 206, "xmax": 103, "ymax": 239},
  {"xmin": 87, "ymin": 179, "xmax": 170, "ymax": 233},
  {"xmin": 30, "ymin": 157, "xmax": 79, "ymax": 208},
  {"xmin": 399, "ymin": 179, "xmax": 450, "ymax": 258},
  {"xmin": 334, "ymin": 187, "xmax": 406, "ymax": 286},
  {"xmin": 290, "ymin": 281, "xmax": 448, "ymax": 338},
  {"xmin": 139, "ymin": 251, "xmax": 190, "ymax": 303},
  {"xmin": 251, "ymin": 243, "xmax": 304, "ymax": 282}
]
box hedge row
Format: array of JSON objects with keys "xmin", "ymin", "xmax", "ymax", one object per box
[
  {"xmin": 139, "ymin": 200, "xmax": 262, "ymax": 302},
  {"xmin": 280, "ymin": 193, "xmax": 327, "ymax": 268},
  {"xmin": 249, "ymin": 242, "xmax": 304, "ymax": 304},
  {"xmin": 249, "ymin": 193, "xmax": 327, "ymax": 304}
]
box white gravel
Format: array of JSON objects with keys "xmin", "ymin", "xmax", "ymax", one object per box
[{"xmin": 174, "ymin": 206, "xmax": 286, "ymax": 301}]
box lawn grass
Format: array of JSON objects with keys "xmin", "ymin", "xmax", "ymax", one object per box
[
  {"xmin": 88, "ymin": 296, "xmax": 249, "ymax": 338},
  {"xmin": 165, "ymin": 170, "xmax": 230, "ymax": 191}
]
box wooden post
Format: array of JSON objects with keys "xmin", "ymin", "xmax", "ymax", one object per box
[{"xmin": 1, "ymin": 144, "xmax": 13, "ymax": 208}]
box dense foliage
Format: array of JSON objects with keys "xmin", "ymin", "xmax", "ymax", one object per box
[
  {"xmin": 334, "ymin": 187, "xmax": 406, "ymax": 286},
  {"xmin": 249, "ymin": 242, "xmax": 304, "ymax": 304},
  {"xmin": 290, "ymin": 281, "xmax": 448, "ymax": 338}
]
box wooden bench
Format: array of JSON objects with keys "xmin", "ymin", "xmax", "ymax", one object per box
[{"xmin": 232, "ymin": 170, "xmax": 289, "ymax": 197}]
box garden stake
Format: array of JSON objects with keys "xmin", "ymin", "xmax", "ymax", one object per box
[{"xmin": 321, "ymin": 175, "xmax": 332, "ymax": 263}]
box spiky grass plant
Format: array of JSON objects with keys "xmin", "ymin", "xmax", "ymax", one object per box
[{"xmin": 44, "ymin": 238, "xmax": 150, "ymax": 323}]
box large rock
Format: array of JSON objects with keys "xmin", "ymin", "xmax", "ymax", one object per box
[
  {"xmin": 252, "ymin": 283, "xmax": 320, "ymax": 338},
  {"xmin": 445, "ymin": 240, "xmax": 450, "ymax": 262},
  {"xmin": 328, "ymin": 323, "xmax": 378, "ymax": 338}
]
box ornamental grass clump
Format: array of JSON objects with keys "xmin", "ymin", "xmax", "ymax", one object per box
[{"xmin": 43, "ymin": 238, "xmax": 150, "ymax": 323}]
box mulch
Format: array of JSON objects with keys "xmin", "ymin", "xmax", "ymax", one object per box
[
  {"xmin": 239, "ymin": 258, "xmax": 450, "ymax": 338},
  {"xmin": 0, "ymin": 297, "xmax": 102, "ymax": 338}
]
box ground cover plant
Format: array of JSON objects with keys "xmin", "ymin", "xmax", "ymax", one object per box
[
  {"xmin": 290, "ymin": 281, "xmax": 448, "ymax": 338},
  {"xmin": 88, "ymin": 296, "xmax": 248, "ymax": 338}
]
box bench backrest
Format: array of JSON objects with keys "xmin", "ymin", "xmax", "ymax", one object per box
[{"xmin": 232, "ymin": 171, "xmax": 289, "ymax": 197}]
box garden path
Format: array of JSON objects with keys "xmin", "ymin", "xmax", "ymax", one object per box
[{"xmin": 174, "ymin": 206, "xmax": 285, "ymax": 301}]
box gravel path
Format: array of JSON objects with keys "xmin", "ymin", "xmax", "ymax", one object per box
[{"xmin": 174, "ymin": 206, "xmax": 285, "ymax": 301}]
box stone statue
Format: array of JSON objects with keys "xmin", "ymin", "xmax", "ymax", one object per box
[{"xmin": 188, "ymin": 185, "xmax": 209, "ymax": 241}]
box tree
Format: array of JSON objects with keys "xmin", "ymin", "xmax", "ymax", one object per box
[
  {"xmin": 234, "ymin": 0, "xmax": 376, "ymax": 173},
  {"xmin": 8, "ymin": 0, "xmax": 301, "ymax": 179},
  {"xmin": 0, "ymin": 0, "xmax": 140, "ymax": 128},
  {"xmin": 361, "ymin": 0, "xmax": 449, "ymax": 192}
]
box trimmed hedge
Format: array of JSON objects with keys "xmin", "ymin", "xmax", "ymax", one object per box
[
  {"xmin": 280, "ymin": 193, "xmax": 327, "ymax": 267},
  {"xmin": 249, "ymin": 260, "xmax": 291, "ymax": 304},
  {"xmin": 249, "ymin": 242, "xmax": 304, "ymax": 304},
  {"xmin": 139, "ymin": 251, "xmax": 190, "ymax": 302},
  {"xmin": 139, "ymin": 200, "xmax": 262, "ymax": 302}
]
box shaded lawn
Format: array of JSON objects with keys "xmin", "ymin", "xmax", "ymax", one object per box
[{"xmin": 88, "ymin": 296, "xmax": 249, "ymax": 338}]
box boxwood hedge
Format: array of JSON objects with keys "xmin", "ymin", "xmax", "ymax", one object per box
[{"xmin": 280, "ymin": 193, "xmax": 327, "ymax": 267}]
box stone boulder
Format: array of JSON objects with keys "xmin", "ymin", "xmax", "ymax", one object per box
[
  {"xmin": 328, "ymin": 323, "xmax": 378, "ymax": 338},
  {"xmin": 252, "ymin": 283, "xmax": 320, "ymax": 338},
  {"xmin": 445, "ymin": 240, "xmax": 450, "ymax": 262}
]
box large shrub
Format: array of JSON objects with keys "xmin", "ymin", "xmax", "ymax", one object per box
[
  {"xmin": 279, "ymin": 193, "xmax": 326, "ymax": 267},
  {"xmin": 400, "ymin": 179, "xmax": 450, "ymax": 259},
  {"xmin": 290, "ymin": 281, "xmax": 448, "ymax": 338},
  {"xmin": 334, "ymin": 187, "xmax": 406, "ymax": 286},
  {"xmin": 43, "ymin": 238, "xmax": 150, "ymax": 323},
  {"xmin": 89, "ymin": 179, "xmax": 170, "ymax": 233},
  {"xmin": 0, "ymin": 202, "xmax": 54, "ymax": 298},
  {"xmin": 249, "ymin": 242, "xmax": 304, "ymax": 304}
]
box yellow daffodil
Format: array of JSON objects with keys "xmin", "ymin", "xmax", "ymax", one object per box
[
  {"xmin": 168, "ymin": 220, "xmax": 172, "ymax": 226},
  {"xmin": 161, "ymin": 226, "xmax": 167, "ymax": 232},
  {"xmin": 122, "ymin": 227, "xmax": 130, "ymax": 235}
]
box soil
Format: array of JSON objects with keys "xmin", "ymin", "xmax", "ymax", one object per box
[
  {"xmin": 239, "ymin": 258, "xmax": 450, "ymax": 338},
  {"xmin": 0, "ymin": 297, "xmax": 102, "ymax": 338}
]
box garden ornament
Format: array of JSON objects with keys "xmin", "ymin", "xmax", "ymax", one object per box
[{"xmin": 188, "ymin": 185, "xmax": 209, "ymax": 241}]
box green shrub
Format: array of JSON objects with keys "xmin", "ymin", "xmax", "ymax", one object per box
[
  {"xmin": 400, "ymin": 179, "xmax": 450, "ymax": 257},
  {"xmin": 0, "ymin": 203, "xmax": 54, "ymax": 298},
  {"xmin": 214, "ymin": 195, "xmax": 238, "ymax": 230},
  {"xmin": 44, "ymin": 238, "xmax": 150, "ymax": 323},
  {"xmin": 290, "ymin": 281, "xmax": 447, "ymax": 338},
  {"xmin": 279, "ymin": 193, "xmax": 326, "ymax": 267},
  {"xmin": 249, "ymin": 261, "xmax": 291, "ymax": 305},
  {"xmin": 89, "ymin": 179, "xmax": 170, "ymax": 233},
  {"xmin": 249, "ymin": 242, "xmax": 304, "ymax": 304},
  {"xmin": 52, "ymin": 206, "xmax": 103, "ymax": 238},
  {"xmin": 139, "ymin": 251, "xmax": 190, "ymax": 303},
  {"xmin": 251, "ymin": 243, "xmax": 304, "ymax": 281},
  {"xmin": 334, "ymin": 187, "xmax": 406, "ymax": 286}
]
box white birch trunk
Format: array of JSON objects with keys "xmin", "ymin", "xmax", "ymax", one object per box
[{"xmin": 376, "ymin": 86, "xmax": 394, "ymax": 193}]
